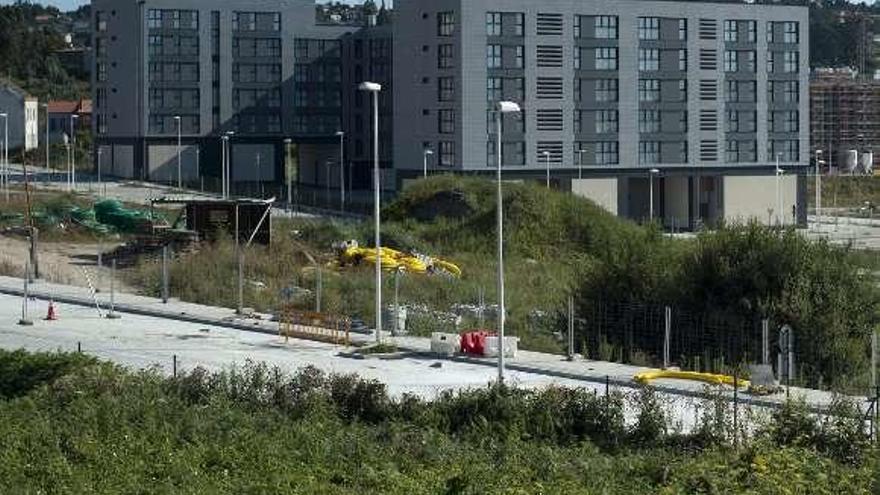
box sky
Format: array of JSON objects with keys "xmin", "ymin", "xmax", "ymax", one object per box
[{"xmin": 0, "ymin": 0, "xmax": 378, "ymax": 12}]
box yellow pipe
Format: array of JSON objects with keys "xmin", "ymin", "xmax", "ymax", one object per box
[{"xmin": 634, "ymin": 370, "xmax": 749, "ymax": 388}]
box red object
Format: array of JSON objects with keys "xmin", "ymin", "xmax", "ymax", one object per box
[
  {"xmin": 45, "ymin": 301, "xmax": 57, "ymax": 321},
  {"xmin": 460, "ymin": 331, "xmax": 494, "ymax": 356}
]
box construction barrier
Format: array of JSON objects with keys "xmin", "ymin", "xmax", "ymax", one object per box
[{"xmin": 279, "ymin": 304, "xmax": 351, "ymax": 346}]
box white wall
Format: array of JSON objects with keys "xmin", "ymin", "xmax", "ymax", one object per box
[
  {"xmin": 723, "ymin": 174, "xmax": 798, "ymax": 226},
  {"xmin": 24, "ymin": 100, "xmax": 38, "ymax": 151},
  {"xmin": 147, "ymin": 144, "xmax": 199, "ymax": 182},
  {"xmin": 572, "ymin": 178, "xmax": 618, "ymax": 214}
]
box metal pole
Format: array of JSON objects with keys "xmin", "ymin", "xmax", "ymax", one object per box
[
  {"xmin": 235, "ymin": 203, "xmax": 243, "ymax": 314},
  {"xmin": 872, "ymin": 331, "xmax": 877, "ymax": 393},
  {"xmin": 97, "ymin": 148, "xmax": 103, "ymax": 197},
  {"xmin": 30, "ymin": 228, "xmax": 39, "ymax": 280},
  {"xmin": 663, "ymin": 306, "xmax": 671, "ymax": 369},
  {"xmin": 544, "ymin": 151, "xmax": 550, "ymax": 188},
  {"xmin": 285, "ymin": 140, "xmax": 292, "ymax": 212},
  {"xmin": 393, "ymin": 269, "xmax": 400, "ymax": 335},
  {"xmin": 45, "ymin": 105, "xmax": 50, "ymax": 181},
  {"xmin": 762, "ymin": 318, "xmax": 769, "ymax": 365},
  {"xmin": 339, "ymin": 132, "xmax": 345, "ymax": 210},
  {"xmin": 496, "ymin": 108, "xmax": 505, "ymax": 381},
  {"xmin": 195, "ymin": 147, "xmax": 200, "ymax": 190},
  {"xmin": 221, "ymin": 137, "xmax": 226, "ymax": 198},
  {"xmin": 775, "ymin": 154, "xmax": 781, "ymax": 226},
  {"xmin": 71, "ymin": 116, "xmax": 77, "ymax": 193},
  {"xmin": 3, "ymin": 114, "xmax": 7, "ymax": 202},
  {"xmin": 161, "ymin": 245, "xmax": 169, "ymax": 304},
  {"xmin": 733, "ymin": 371, "xmax": 739, "ymax": 446},
  {"xmin": 650, "ymin": 172, "xmax": 654, "ymax": 222},
  {"xmin": 372, "ymin": 90, "xmax": 382, "ymax": 343},
  {"xmin": 176, "ymin": 116, "xmax": 182, "ymax": 189},
  {"xmin": 256, "ymin": 153, "xmax": 262, "ymax": 198},
  {"xmin": 107, "ymin": 258, "xmax": 120, "ymax": 319},
  {"xmin": 567, "ymin": 296, "xmax": 574, "ymax": 360},
  {"xmin": 815, "ymin": 150, "xmax": 821, "ymax": 228},
  {"xmin": 19, "ymin": 261, "xmax": 33, "ymax": 326},
  {"xmin": 316, "ymin": 265, "xmax": 322, "ymax": 313}
]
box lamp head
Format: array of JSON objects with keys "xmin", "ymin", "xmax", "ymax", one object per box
[
  {"xmin": 359, "ymin": 81, "xmax": 382, "ymax": 92},
  {"xmin": 495, "ymin": 101, "xmax": 521, "ymax": 114},
  {"xmin": 650, "ymin": 168, "xmax": 660, "ymax": 174},
  {"xmin": 335, "ymin": 131, "xmax": 344, "ymax": 137}
]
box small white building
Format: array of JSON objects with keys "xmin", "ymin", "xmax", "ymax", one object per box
[{"xmin": 0, "ymin": 81, "xmax": 39, "ymax": 152}]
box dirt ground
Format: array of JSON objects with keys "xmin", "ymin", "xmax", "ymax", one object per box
[{"xmin": 0, "ymin": 234, "xmax": 134, "ymax": 293}]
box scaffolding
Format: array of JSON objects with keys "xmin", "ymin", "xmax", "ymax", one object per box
[{"xmin": 810, "ymin": 74, "xmax": 880, "ymax": 172}]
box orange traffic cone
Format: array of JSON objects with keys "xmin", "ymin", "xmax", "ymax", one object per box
[{"xmin": 45, "ymin": 300, "xmax": 58, "ymax": 321}]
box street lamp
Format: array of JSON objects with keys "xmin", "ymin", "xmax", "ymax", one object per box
[
  {"xmin": 0, "ymin": 112, "xmax": 7, "ymax": 201},
  {"xmin": 97, "ymin": 147, "xmax": 103, "ymax": 197},
  {"xmin": 336, "ymin": 130, "xmax": 345, "ymax": 210},
  {"xmin": 359, "ymin": 81, "xmax": 383, "ymax": 343},
  {"xmin": 256, "ymin": 152, "xmax": 262, "ymax": 199},
  {"xmin": 222, "ymin": 131, "xmax": 235, "ymax": 198},
  {"xmin": 649, "ymin": 168, "xmax": 660, "ymax": 222},
  {"xmin": 284, "ymin": 138, "xmax": 293, "ymax": 212},
  {"xmin": 42, "ymin": 103, "xmax": 49, "ymax": 181},
  {"xmin": 422, "ymin": 148, "xmax": 434, "ymax": 179},
  {"xmin": 775, "ymin": 153, "xmax": 783, "ymax": 226},
  {"xmin": 543, "ymin": 151, "xmax": 551, "ymax": 188},
  {"xmin": 174, "ymin": 115, "xmax": 182, "ymax": 189},
  {"xmin": 70, "ymin": 114, "xmax": 79, "ymax": 192},
  {"xmin": 815, "ymin": 150, "xmax": 824, "ymax": 230},
  {"xmin": 495, "ymin": 100, "xmax": 521, "ymax": 383}
]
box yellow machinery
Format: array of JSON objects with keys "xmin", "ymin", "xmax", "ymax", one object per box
[
  {"xmin": 634, "ymin": 370, "xmax": 750, "ymax": 388},
  {"xmin": 334, "ymin": 240, "xmax": 462, "ymax": 278}
]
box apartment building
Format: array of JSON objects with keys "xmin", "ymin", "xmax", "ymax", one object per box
[
  {"xmin": 393, "ymin": 0, "xmax": 810, "ymax": 227},
  {"xmin": 91, "ymin": 0, "xmax": 391, "ymax": 192},
  {"xmin": 0, "ymin": 82, "xmax": 38, "ymax": 152}
]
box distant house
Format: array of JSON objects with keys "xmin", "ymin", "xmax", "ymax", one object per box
[
  {"xmin": 0, "ymin": 82, "xmax": 39, "ymax": 152},
  {"xmin": 47, "ymin": 99, "xmax": 92, "ymax": 144}
]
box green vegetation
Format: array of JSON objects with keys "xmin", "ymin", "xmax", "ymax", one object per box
[
  {"xmin": 0, "ymin": 350, "xmax": 876, "ymax": 494},
  {"xmin": 807, "ymin": 175, "xmax": 880, "ymax": 212},
  {"xmin": 125, "ymin": 176, "xmax": 880, "ymax": 390}
]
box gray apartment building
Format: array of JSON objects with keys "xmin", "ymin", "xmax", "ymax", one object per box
[
  {"xmin": 91, "ymin": 0, "xmax": 391, "ymax": 195},
  {"xmin": 393, "ymin": 0, "xmax": 810, "ymax": 227}
]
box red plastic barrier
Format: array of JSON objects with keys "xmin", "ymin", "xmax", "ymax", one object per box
[{"xmin": 460, "ymin": 330, "xmax": 495, "ymax": 356}]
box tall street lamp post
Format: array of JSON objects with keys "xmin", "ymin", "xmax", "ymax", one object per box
[
  {"xmin": 336, "ymin": 131, "xmax": 345, "ymax": 210},
  {"xmin": 423, "ymin": 148, "xmax": 433, "ymax": 179},
  {"xmin": 174, "ymin": 115, "xmax": 182, "ymax": 189},
  {"xmin": 359, "ymin": 81, "xmax": 383, "ymax": 343},
  {"xmin": 495, "ymin": 100, "xmax": 521, "ymax": 382}
]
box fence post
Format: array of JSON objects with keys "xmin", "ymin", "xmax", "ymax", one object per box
[
  {"xmin": 663, "ymin": 306, "xmax": 671, "ymax": 369},
  {"xmin": 762, "ymin": 319, "xmax": 770, "ymax": 365},
  {"xmin": 237, "ymin": 249, "xmax": 244, "ymax": 315},
  {"xmin": 568, "ymin": 296, "xmax": 574, "ymax": 361},
  {"xmin": 733, "ymin": 371, "xmax": 739, "ymax": 446},
  {"xmin": 316, "ymin": 265, "xmax": 323, "ymax": 313},
  {"xmin": 18, "ymin": 261, "xmax": 33, "ymax": 326},
  {"xmin": 872, "ymin": 331, "xmax": 877, "ymax": 394},
  {"xmin": 161, "ymin": 245, "xmax": 169, "ymax": 304},
  {"xmin": 172, "ymin": 354, "xmax": 177, "ymax": 378},
  {"xmin": 107, "ymin": 259, "xmax": 120, "ymax": 319},
  {"xmin": 77, "ymin": 341, "xmax": 81, "ymax": 353},
  {"xmin": 393, "ymin": 269, "xmax": 400, "ymax": 336}
]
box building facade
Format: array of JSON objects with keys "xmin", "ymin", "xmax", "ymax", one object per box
[
  {"xmin": 810, "ymin": 69, "xmax": 879, "ymax": 174},
  {"xmin": 0, "ymin": 83, "xmax": 38, "ymax": 152},
  {"xmin": 393, "ymin": 0, "xmax": 810, "ymax": 227},
  {"xmin": 47, "ymin": 99, "xmax": 92, "ymax": 144},
  {"xmin": 91, "ymin": 0, "xmax": 390, "ymax": 195}
]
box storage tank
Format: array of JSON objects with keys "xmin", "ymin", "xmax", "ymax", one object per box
[
  {"xmin": 842, "ymin": 149, "xmax": 859, "ymax": 173},
  {"xmin": 860, "ymin": 151, "xmax": 874, "ymax": 174}
]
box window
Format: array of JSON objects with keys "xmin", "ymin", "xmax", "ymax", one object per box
[
  {"xmin": 724, "ymin": 51, "xmax": 737, "ymax": 72},
  {"xmin": 148, "ymin": 9, "xmax": 161, "ymax": 29},
  {"xmin": 746, "ymin": 21, "xmax": 757, "ymax": 43},
  {"xmin": 639, "ymin": 49, "xmax": 659, "ymax": 72},
  {"xmin": 678, "ymin": 19, "xmax": 687, "ymax": 41},
  {"xmin": 675, "ymin": 80, "xmax": 687, "ymax": 102},
  {"xmin": 439, "ymin": 141, "xmax": 455, "ymax": 166},
  {"xmin": 784, "ymin": 81, "xmax": 799, "ymax": 103},
  {"xmin": 784, "ymin": 111, "xmax": 798, "ymax": 132},
  {"xmin": 724, "ymin": 20, "xmax": 738, "ymax": 42},
  {"xmin": 595, "ymin": 142, "xmax": 619, "ymax": 165},
  {"xmin": 726, "ymin": 140, "xmax": 756, "ymax": 163},
  {"xmin": 769, "ymin": 139, "xmax": 799, "ymax": 162},
  {"xmin": 486, "ymin": 45, "xmax": 502, "ymax": 68},
  {"xmin": 596, "ymin": 47, "xmax": 618, "ymax": 70},
  {"xmin": 438, "ymin": 12, "xmax": 455, "ymax": 36},
  {"xmin": 767, "ymin": 51, "xmax": 776, "ymax": 73},
  {"xmin": 438, "ymin": 109, "xmax": 455, "ymax": 134},
  {"xmin": 639, "ymin": 79, "xmax": 660, "ymax": 102},
  {"xmin": 97, "ymin": 62, "xmax": 107, "ymax": 82},
  {"xmin": 783, "ymin": 22, "xmax": 798, "ymax": 43},
  {"xmin": 509, "ymin": 77, "xmax": 525, "ymax": 102},
  {"xmin": 96, "ymin": 11, "xmax": 107, "ymax": 32},
  {"xmin": 596, "ymin": 79, "xmax": 618, "ymax": 102},
  {"xmin": 487, "ymin": 12, "xmax": 502, "ymax": 36},
  {"xmin": 726, "ymin": 80, "xmax": 739, "ymax": 102},
  {"xmin": 596, "ymin": 16, "xmax": 618, "ymax": 39},
  {"xmin": 596, "ymin": 110, "xmax": 618, "ymax": 134},
  {"xmin": 514, "ymin": 45, "xmax": 524, "ymax": 68},
  {"xmin": 487, "ymin": 77, "xmax": 502, "ymax": 102},
  {"xmin": 438, "ymin": 77, "xmax": 454, "ymax": 101},
  {"xmin": 784, "ymin": 51, "xmax": 798, "ymax": 73},
  {"xmin": 638, "ymin": 17, "xmax": 659, "ymax": 40},
  {"xmin": 679, "ymin": 50, "xmax": 687, "ymax": 71},
  {"xmin": 639, "ymin": 110, "xmax": 660, "ymax": 134},
  {"xmin": 438, "ymin": 44, "xmax": 453, "ymax": 68},
  {"xmin": 639, "ymin": 141, "xmax": 660, "ymax": 164}
]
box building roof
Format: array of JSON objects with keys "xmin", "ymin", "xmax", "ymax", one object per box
[{"xmin": 47, "ymin": 99, "xmax": 92, "ymax": 115}]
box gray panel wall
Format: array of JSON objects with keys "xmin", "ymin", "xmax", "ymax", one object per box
[{"xmin": 393, "ymin": 0, "xmax": 809, "ymax": 175}]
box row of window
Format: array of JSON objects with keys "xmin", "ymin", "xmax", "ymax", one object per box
[
  {"xmin": 148, "ymin": 114, "xmax": 199, "ymax": 134},
  {"xmin": 233, "ymin": 38, "xmax": 282, "ymax": 58},
  {"xmin": 232, "ymin": 63, "xmax": 281, "ymax": 83},
  {"xmin": 149, "ymin": 88, "xmax": 200, "ymax": 110},
  {"xmin": 148, "ymin": 35, "xmax": 199, "ymax": 57},
  {"xmin": 232, "ymin": 88, "xmax": 281, "ymax": 110},
  {"xmin": 294, "ymin": 63, "xmax": 342, "ymax": 84},
  {"xmin": 442, "ymin": 11, "xmax": 800, "ymax": 44},
  {"xmin": 294, "ymin": 39, "xmax": 342, "ymax": 60},
  {"xmin": 293, "ymin": 88, "xmax": 342, "ymax": 108},
  {"xmin": 148, "ymin": 62, "xmax": 199, "ymax": 83},
  {"xmin": 232, "ymin": 12, "xmax": 281, "ymax": 32},
  {"xmin": 148, "ymin": 9, "xmax": 198, "ymax": 30}
]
